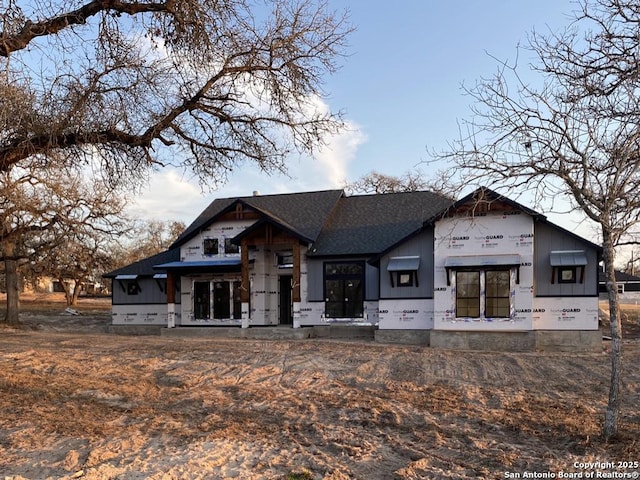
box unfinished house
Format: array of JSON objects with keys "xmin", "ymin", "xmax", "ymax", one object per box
[{"xmin": 105, "ymin": 187, "xmax": 602, "ymax": 351}]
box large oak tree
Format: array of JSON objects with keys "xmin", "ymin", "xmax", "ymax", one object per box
[
  {"xmin": 0, "ymin": 161, "xmax": 129, "ymax": 323},
  {"xmin": 0, "ymin": 0, "xmax": 351, "ymax": 184}
]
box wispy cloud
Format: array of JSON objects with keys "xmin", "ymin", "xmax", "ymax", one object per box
[{"xmin": 130, "ymin": 108, "xmax": 366, "ymax": 223}]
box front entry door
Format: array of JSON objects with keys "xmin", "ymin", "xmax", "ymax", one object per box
[{"xmin": 279, "ymin": 275, "xmax": 293, "ymax": 325}]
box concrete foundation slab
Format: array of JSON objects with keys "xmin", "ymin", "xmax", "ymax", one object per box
[
  {"xmin": 534, "ymin": 330, "xmax": 602, "ymax": 353},
  {"xmin": 430, "ymin": 330, "xmax": 602, "ymax": 352},
  {"xmin": 161, "ymin": 326, "xmax": 312, "ymax": 340},
  {"xmin": 375, "ymin": 330, "xmax": 430, "ymax": 345},
  {"xmin": 312, "ymin": 325, "xmax": 375, "ymax": 340},
  {"xmin": 109, "ymin": 324, "xmax": 602, "ymax": 352},
  {"xmin": 430, "ymin": 331, "xmax": 537, "ymax": 352}
]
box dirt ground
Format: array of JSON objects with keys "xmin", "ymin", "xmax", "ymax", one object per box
[{"xmin": 0, "ymin": 295, "xmax": 639, "ymax": 479}]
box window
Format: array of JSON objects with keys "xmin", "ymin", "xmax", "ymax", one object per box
[
  {"xmin": 550, "ymin": 250, "xmax": 586, "ymax": 284},
  {"xmin": 324, "ymin": 262, "xmax": 364, "ymax": 318},
  {"xmin": 224, "ymin": 238, "xmax": 239, "ymax": 254},
  {"xmin": 396, "ymin": 270, "xmax": 416, "ymax": 287},
  {"xmin": 456, "ymin": 271, "xmax": 480, "ymax": 317},
  {"xmin": 276, "ymin": 251, "xmax": 294, "ymax": 269},
  {"xmin": 558, "ymin": 266, "xmax": 577, "ymax": 284},
  {"xmin": 387, "ymin": 256, "xmax": 420, "ymax": 288},
  {"xmin": 194, "ymin": 281, "xmax": 211, "ymax": 319},
  {"xmin": 203, "ymin": 238, "xmax": 219, "ymax": 255},
  {"xmin": 455, "ymin": 269, "xmax": 511, "ymax": 319},
  {"xmin": 193, "ymin": 280, "xmax": 242, "ymax": 320},
  {"xmin": 127, "ymin": 281, "xmax": 141, "ymax": 295},
  {"xmin": 485, "ymin": 270, "xmax": 510, "ymax": 317}
]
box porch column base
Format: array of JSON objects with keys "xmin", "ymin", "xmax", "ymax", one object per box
[
  {"xmin": 241, "ymin": 302, "xmax": 250, "ymax": 328},
  {"xmin": 167, "ymin": 303, "xmax": 176, "ymax": 328},
  {"xmin": 293, "ymin": 301, "xmax": 301, "ymax": 328}
]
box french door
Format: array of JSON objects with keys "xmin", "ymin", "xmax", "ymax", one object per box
[{"xmin": 193, "ymin": 280, "xmax": 242, "ymax": 320}]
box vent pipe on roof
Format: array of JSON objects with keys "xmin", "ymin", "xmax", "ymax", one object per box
[{"xmin": 253, "ymin": 190, "xmax": 260, "ymax": 196}]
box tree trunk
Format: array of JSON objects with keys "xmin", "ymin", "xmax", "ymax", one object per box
[
  {"xmin": 71, "ymin": 280, "xmax": 83, "ymax": 306},
  {"xmin": 58, "ymin": 277, "xmax": 73, "ymax": 306},
  {"xmin": 602, "ymin": 228, "xmax": 622, "ymax": 440},
  {"xmin": 3, "ymin": 254, "xmax": 20, "ymax": 326}
]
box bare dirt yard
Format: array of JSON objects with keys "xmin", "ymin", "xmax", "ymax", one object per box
[{"xmin": 0, "ymin": 294, "xmax": 639, "ymax": 479}]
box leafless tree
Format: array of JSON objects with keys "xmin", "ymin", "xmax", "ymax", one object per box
[
  {"xmin": 435, "ymin": 0, "xmax": 640, "ymax": 439},
  {"xmin": 0, "ymin": 162, "xmax": 129, "ymax": 321},
  {"xmin": 112, "ymin": 219, "xmax": 186, "ymax": 269},
  {"xmin": 0, "ymin": 0, "xmax": 351, "ymax": 186},
  {"xmin": 33, "ymin": 235, "xmax": 114, "ymax": 306},
  {"xmin": 345, "ymin": 169, "xmax": 457, "ymax": 197}
]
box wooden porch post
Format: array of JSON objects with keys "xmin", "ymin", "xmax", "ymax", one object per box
[
  {"xmin": 240, "ymin": 238, "xmax": 251, "ymax": 327},
  {"xmin": 241, "ymin": 239, "xmax": 250, "ymax": 303},
  {"xmin": 292, "ymin": 241, "xmax": 301, "ymax": 303}
]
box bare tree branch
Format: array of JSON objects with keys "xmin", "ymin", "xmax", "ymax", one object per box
[{"xmin": 433, "ymin": 0, "xmax": 640, "ymax": 440}]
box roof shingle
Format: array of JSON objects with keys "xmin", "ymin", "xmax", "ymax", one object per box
[{"xmin": 308, "ymin": 190, "xmax": 454, "ymax": 256}]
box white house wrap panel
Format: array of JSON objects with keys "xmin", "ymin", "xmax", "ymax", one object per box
[
  {"xmin": 378, "ymin": 299, "xmax": 434, "ymax": 329},
  {"xmin": 533, "ymin": 297, "xmax": 599, "ymax": 330},
  {"xmin": 434, "ymin": 212, "xmax": 535, "ymax": 331}
]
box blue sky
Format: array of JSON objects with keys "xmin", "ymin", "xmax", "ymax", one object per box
[{"xmin": 133, "ymin": 0, "xmax": 579, "ymax": 225}]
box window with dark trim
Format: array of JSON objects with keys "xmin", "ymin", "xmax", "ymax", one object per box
[
  {"xmin": 387, "ymin": 256, "xmax": 420, "ymax": 288},
  {"xmin": 456, "ymin": 271, "xmax": 480, "ymax": 317},
  {"xmin": 558, "ymin": 266, "xmax": 577, "ymax": 284},
  {"xmin": 203, "ymin": 238, "xmax": 219, "ymax": 255},
  {"xmin": 396, "ymin": 270, "xmax": 417, "ymax": 287},
  {"xmin": 485, "ymin": 270, "xmax": 510, "ymax": 317},
  {"xmin": 550, "ymin": 251, "xmax": 587, "ymax": 284},
  {"xmin": 224, "ymin": 238, "xmax": 239, "ymax": 254},
  {"xmin": 324, "ymin": 261, "xmax": 364, "ymax": 318},
  {"xmin": 276, "ymin": 251, "xmax": 293, "ymax": 268},
  {"xmin": 127, "ymin": 281, "xmax": 141, "ymax": 295},
  {"xmin": 454, "ymin": 268, "xmax": 511, "ymax": 319}
]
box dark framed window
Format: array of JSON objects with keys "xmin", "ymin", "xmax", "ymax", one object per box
[
  {"xmin": 276, "ymin": 251, "xmax": 293, "ymax": 268},
  {"xmin": 558, "ymin": 266, "xmax": 577, "ymax": 284},
  {"xmin": 194, "ymin": 281, "xmax": 211, "ymax": 319},
  {"xmin": 456, "ymin": 271, "xmax": 480, "ymax": 317},
  {"xmin": 194, "ymin": 280, "xmax": 242, "ymax": 320},
  {"xmin": 485, "ymin": 270, "xmax": 510, "ymax": 318},
  {"xmin": 224, "ymin": 238, "xmax": 239, "ymax": 254},
  {"xmin": 455, "ymin": 269, "xmax": 511, "ymax": 319},
  {"xmin": 126, "ymin": 281, "xmax": 141, "ymax": 295},
  {"xmin": 550, "ymin": 251, "xmax": 587, "ymax": 284},
  {"xmin": 324, "ymin": 261, "xmax": 364, "ymax": 318},
  {"xmin": 397, "ymin": 271, "xmax": 416, "ymax": 287},
  {"xmin": 203, "ymin": 238, "xmax": 219, "ymax": 255}
]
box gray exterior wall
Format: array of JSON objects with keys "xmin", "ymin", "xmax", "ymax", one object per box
[
  {"xmin": 306, "ymin": 257, "xmax": 379, "ymax": 301},
  {"xmin": 379, "ymin": 229, "xmax": 434, "ymax": 299},
  {"xmin": 112, "ymin": 277, "xmax": 179, "ymax": 305},
  {"xmin": 534, "ymin": 221, "xmax": 599, "ymax": 297},
  {"xmin": 306, "ymin": 258, "xmax": 324, "ymax": 301}
]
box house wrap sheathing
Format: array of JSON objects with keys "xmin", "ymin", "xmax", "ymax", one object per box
[{"xmin": 104, "ymin": 187, "xmax": 602, "ymax": 351}]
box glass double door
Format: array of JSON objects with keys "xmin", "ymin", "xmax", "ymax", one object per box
[{"xmin": 194, "ymin": 280, "xmax": 242, "ymax": 320}]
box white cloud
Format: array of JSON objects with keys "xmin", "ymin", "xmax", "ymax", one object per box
[
  {"xmin": 130, "ymin": 114, "xmax": 367, "ymax": 223},
  {"xmin": 284, "ymin": 119, "xmax": 367, "ymax": 191},
  {"xmin": 128, "ymin": 170, "xmax": 210, "ymax": 222}
]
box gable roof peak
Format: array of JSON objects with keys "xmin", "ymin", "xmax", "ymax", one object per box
[{"xmin": 171, "ymin": 189, "xmax": 345, "ymax": 248}]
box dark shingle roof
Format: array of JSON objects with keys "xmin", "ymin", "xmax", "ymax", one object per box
[
  {"xmin": 598, "ymin": 268, "xmax": 640, "ymax": 283},
  {"xmin": 172, "ymin": 190, "xmax": 344, "ymax": 247},
  {"xmin": 308, "ymin": 190, "xmax": 454, "ymax": 256},
  {"xmin": 103, "ymin": 248, "xmax": 180, "ymax": 278}
]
